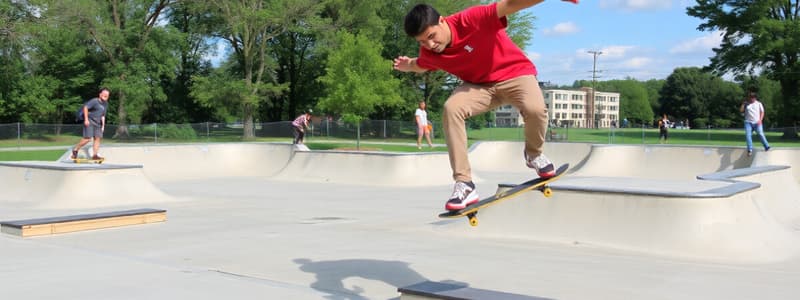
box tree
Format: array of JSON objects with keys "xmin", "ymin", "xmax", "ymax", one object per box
[
  {"xmin": 606, "ymin": 79, "xmax": 653, "ymax": 125},
  {"xmin": 688, "ymin": 1, "xmax": 800, "ymax": 126},
  {"xmin": 47, "ymin": 0, "xmax": 180, "ymax": 137},
  {"xmin": 0, "ymin": 0, "xmax": 39, "ymax": 122},
  {"xmin": 154, "ymin": 1, "xmax": 216, "ymax": 123},
  {"xmin": 317, "ymin": 31, "xmax": 403, "ymax": 124},
  {"xmin": 15, "ymin": 23, "xmax": 95, "ymax": 125},
  {"xmin": 195, "ymin": 0, "xmax": 318, "ymax": 138}
]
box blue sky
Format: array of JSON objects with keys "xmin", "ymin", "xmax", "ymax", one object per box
[{"xmin": 526, "ymin": 0, "xmax": 723, "ymax": 86}]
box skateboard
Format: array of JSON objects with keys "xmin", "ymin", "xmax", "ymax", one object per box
[
  {"xmin": 72, "ymin": 157, "xmax": 104, "ymax": 164},
  {"xmin": 439, "ymin": 163, "xmax": 569, "ymax": 226}
]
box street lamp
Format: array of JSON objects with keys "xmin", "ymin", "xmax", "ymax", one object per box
[{"xmin": 588, "ymin": 50, "xmax": 602, "ymax": 128}]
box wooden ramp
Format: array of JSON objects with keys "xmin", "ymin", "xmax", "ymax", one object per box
[
  {"xmin": 398, "ymin": 281, "xmax": 551, "ymax": 300},
  {"xmin": 1, "ymin": 208, "xmax": 166, "ymax": 237}
]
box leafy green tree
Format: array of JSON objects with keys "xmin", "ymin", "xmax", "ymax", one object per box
[
  {"xmin": 16, "ymin": 23, "xmax": 95, "ymax": 125},
  {"xmin": 46, "ymin": 0, "xmax": 180, "ymax": 137},
  {"xmin": 0, "ymin": 0, "xmax": 39, "ymax": 122},
  {"xmin": 194, "ymin": 0, "xmax": 319, "ymax": 138},
  {"xmin": 154, "ymin": 1, "xmax": 216, "ymax": 123},
  {"xmin": 606, "ymin": 79, "xmax": 653, "ymax": 125},
  {"xmin": 707, "ymin": 78, "xmax": 742, "ymax": 128},
  {"xmin": 317, "ymin": 31, "xmax": 403, "ymax": 124},
  {"xmin": 659, "ymin": 67, "xmax": 711, "ymax": 126},
  {"xmin": 688, "ymin": 1, "xmax": 800, "ymax": 126},
  {"xmin": 642, "ymin": 79, "xmax": 664, "ymax": 117},
  {"xmin": 190, "ymin": 63, "xmax": 247, "ymax": 123}
]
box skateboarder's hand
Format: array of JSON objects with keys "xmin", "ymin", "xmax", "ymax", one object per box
[
  {"xmin": 84, "ymin": 119, "xmax": 90, "ymax": 127},
  {"xmin": 393, "ymin": 56, "xmax": 414, "ymax": 72}
]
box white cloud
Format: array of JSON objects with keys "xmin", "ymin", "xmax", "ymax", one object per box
[
  {"xmin": 620, "ymin": 57, "xmax": 653, "ymax": 69},
  {"xmin": 527, "ymin": 52, "xmax": 542, "ymax": 62},
  {"xmin": 599, "ymin": 0, "xmax": 671, "ymax": 11},
  {"xmin": 542, "ymin": 22, "xmax": 580, "ymax": 36},
  {"xmin": 670, "ymin": 30, "xmax": 724, "ymax": 54},
  {"xmin": 577, "ymin": 45, "xmax": 636, "ymax": 60}
]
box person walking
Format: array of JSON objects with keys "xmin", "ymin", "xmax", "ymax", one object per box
[
  {"xmin": 739, "ymin": 91, "xmax": 770, "ymax": 156},
  {"xmin": 71, "ymin": 88, "xmax": 110, "ymax": 160},
  {"xmin": 658, "ymin": 114, "xmax": 670, "ymax": 144},
  {"xmin": 415, "ymin": 101, "xmax": 434, "ymax": 149},
  {"xmin": 393, "ymin": 0, "xmax": 577, "ymax": 211}
]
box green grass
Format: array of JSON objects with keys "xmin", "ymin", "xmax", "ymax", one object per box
[
  {"xmin": 0, "ymin": 149, "xmax": 65, "ymax": 161},
  {"xmin": 1, "ymin": 126, "xmax": 797, "ymax": 161},
  {"xmin": 469, "ymin": 127, "xmax": 799, "ymax": 147}
]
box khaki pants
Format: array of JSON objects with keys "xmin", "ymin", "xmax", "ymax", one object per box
[{"xmin": 443, "ymin": 75, "xmax": 547, "ymax": 182}]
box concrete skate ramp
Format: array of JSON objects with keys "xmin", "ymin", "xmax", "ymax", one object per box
[
  {"xmin": 0, "ymin": 162, "xmax": 173, "ymax": 210},
  {"xmin": 752, "ymin": 148, "xmax": 800, "ymax": 183},
  {"xmin": 469, "ymin": 141, "xmax": 592, "ymax": 173},
  {"xmin": 271, "ymin": 150, "xmax": 454, "ymax": 186},
  {"xmin": 572, "ymin": 145, "xmax": 752, "ymax": 179},
  {"xmin": 439, "ymin": 166, "xmax": 800, "ymax": 263},
  {"xmin": 61, "ymin": 143, "xmax": 295, "ymax": 182}
]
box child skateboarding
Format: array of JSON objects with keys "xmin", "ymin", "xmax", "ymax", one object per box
[{"xmin": 394, "ymin": 0, "xmax": 577, "ymax": 211}]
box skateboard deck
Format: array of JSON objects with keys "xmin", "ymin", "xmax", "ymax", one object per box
[
  {"xmin": 439, "ymin": 163, "xmax": 569, "ymax": 226},
  {"xmin": 72, "ymin": 157, "xmax": 104, "ymax": 164}
]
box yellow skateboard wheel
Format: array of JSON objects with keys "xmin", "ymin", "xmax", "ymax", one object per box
[{"xmin": 542, "ymin": 187, "xmax": 553, "ymax": 198}]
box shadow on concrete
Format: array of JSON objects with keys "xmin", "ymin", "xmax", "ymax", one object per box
[{"xmin": 293, "ymin": 258, "xmax": 466, "ymax": 300}]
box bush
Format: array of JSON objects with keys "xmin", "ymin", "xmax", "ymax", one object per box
[
  {"xmin": 712, "ymin": 119, "xmax": 734, "ymax": 129},
  {"xmin": 693, "ymin": 118, "xmax": 709, "ymax": 129},
  {"xmin": 157, "ymin": 123, "xmax": 198, "ymax": 140}
]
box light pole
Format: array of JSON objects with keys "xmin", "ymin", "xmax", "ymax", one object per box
[{"xmin": 588, "ymin": 50, "xmax": 602, "ymax": 128}]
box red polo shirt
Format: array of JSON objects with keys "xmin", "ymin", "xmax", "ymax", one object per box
[{"xmin": 416, "ymin": 3, "xmax": 538, "ymax": 84}]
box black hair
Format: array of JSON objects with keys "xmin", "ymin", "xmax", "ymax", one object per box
[
  {"xmin": 404, "ymin": 4, "xmax": 441, "ymax": 37},
  {"xmin": 99, "ymin": 87, "xmax": 110, "ymax": 93}
]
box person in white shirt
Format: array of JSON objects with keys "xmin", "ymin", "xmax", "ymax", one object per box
[
  {"xmin": 415, "ymin": 101, "xmax": 433, "ymax": 149},
  {"xmin": 739, "ymin": 91, "xmax": 771, "ymax": 156}
]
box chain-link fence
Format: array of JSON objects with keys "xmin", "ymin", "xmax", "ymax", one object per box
[{"xmin": 1, "ymin": 120, "xmax": 798, "ymax": 149}]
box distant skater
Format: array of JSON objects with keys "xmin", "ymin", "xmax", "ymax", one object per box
[
  {"xmin": 71, "ymin": 88, "xmax": 110, "ymax": 160},
  {"xmin": 415, "ymin": 100, "xmax": 434, "ymax": 149},
  {"xmin": 739, "ymin": 90, "xmax": 770, "ymax": 156},
  {"xmin": 292, "ymin": 110, "xmax": 312, "ymax": 145}
]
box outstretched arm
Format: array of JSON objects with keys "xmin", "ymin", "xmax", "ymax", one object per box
[
  {"xmin": 393, "ymin": 56, "xmax": 427, "ymax": 73},
  {"xmin": 497, "ymin": 0, "xmax": 577, "ymax": 18}
]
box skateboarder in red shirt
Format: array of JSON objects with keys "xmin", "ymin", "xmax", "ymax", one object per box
[{"xmin": 394, "ymin": 0, "xmax": 577, "ymax": 211}]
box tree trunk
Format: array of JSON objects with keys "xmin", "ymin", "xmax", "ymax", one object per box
[
  {"xmin": 243, "ymin": 102, "xmax": 255, "ymax": 139},
  {"xmin": 779, "ymin": 79, "xmax": 800, "ymax": 126},
  {"xmin": 114, "ymin": 91, "xmax": 129, "ymax": 138}
]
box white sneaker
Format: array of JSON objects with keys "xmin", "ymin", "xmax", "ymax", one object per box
[
  {"xmin": 445, "ymin": 181, "xmax": 479, "ymax": 211},
  {"xmin": 525, "ymin": 153, "xmax": 556, "ymax": 178}
]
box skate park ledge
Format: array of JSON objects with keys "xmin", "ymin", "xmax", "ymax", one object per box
[
  {"xmin": 545, "ymin": 165, "xmax": 789, "ymax": 198},
  {"xmin": 1, "ymin": 208, "xmax": 167, "ymax": 237},
  {"xmin": 398, "ymin": 281, "xmax": 551, "ymax": 300},
  {"xmin": 0, "ymin": 161, "xmax": 144, "ymax": 171}
]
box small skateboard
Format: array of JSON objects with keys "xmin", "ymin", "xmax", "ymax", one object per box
[
  {"xmin": 72, "ymin": 157, "xmax": 104, "ymax": 164},
  {"xmin": 439, "ymin": 163, "xmax": 569, "ymax": 226}
]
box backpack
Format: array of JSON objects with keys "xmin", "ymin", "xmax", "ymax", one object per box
[{"xmin": 75, "ymin": 105, "xmax": 85, "ymax": 123}]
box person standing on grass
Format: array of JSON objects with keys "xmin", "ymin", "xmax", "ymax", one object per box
[
  {"xmin": 393, "ymin": 0, "xmax": 578, "ymax": 211},
  {"xmin": 415, "ymin": 101, "xmax": 434, "ymax": 149},
  {"xmin": 739, "ymin": 90, "xmax": 770, "ymax": 156},
  {"xmin": 71, "ymin": 88, "xmax": 110, "ymax": 160},
  {"xmin": 658, "ymin": 114, "xmax": 670, "ymax": 144}
]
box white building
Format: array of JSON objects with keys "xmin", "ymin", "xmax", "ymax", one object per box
[{"xmin": 494, "ymin": 88, "xmax": 620, "ymax": 128}]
